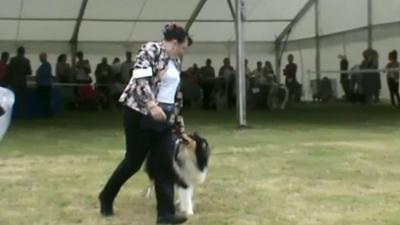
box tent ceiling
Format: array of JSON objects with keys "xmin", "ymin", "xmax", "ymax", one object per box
[{"xmin": 0, "ymin": 0, "xmax": 399, "ymax": 43}]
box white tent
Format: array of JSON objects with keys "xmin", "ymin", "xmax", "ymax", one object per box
[{"xmin": 0, "ymin": 0, "xmax": 399, "ymax": 101}]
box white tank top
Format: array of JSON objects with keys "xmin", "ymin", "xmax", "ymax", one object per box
[{"xmin": 157, "ymin": 60, "xmax": 181, "ymax": 104}]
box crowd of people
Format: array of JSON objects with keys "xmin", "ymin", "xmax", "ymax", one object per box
[
  {"xmin": 0, "ymin": 45, "xmax": 398, "ymax": 118},
  {"xmin": 181, "ymin": 56, "xmax": 297, "ymax": 111},
  {"xmin": 338, "ymin": 48, "xmax": 400, "ymax": 108},
  {"xmin": 0, "ymin": 48, "xmax": 137, "ymax": 117},
  {"xmin": 0, "ymin": 47, "xmax": 296, "ymax": 117}
]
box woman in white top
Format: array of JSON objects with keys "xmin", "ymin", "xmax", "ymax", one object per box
[{"xmin": 99, "ymin": 23, "xmax": 192, "ymax": 225}]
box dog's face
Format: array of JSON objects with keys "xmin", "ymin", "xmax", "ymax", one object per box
[{"xmin": 181, "ymin": 132, "xmax": 210, "ymax": 171}]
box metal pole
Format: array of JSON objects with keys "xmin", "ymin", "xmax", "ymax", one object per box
[
  {"xmin": 235, "ymin": 0, "xmax": 246, "ymax": 127},
  {"xmin": 367, "ymin": 0, "xmax": 373, "ymax": 49},
  {"xmin": 185, "ymin": 0, "xmax": 208, "ymax": 32},
  {"xmin": 315, "ymin": 0, "xmax": 321, "ymax": 81},
  {"xmin": 70, "ymin": 0, "xmax": 88, "ymax": 68},
  {"xmin": 275, "ymin": 41, "xmax": 282, "ymax": 84}
]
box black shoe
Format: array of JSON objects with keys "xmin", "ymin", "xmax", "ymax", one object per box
[
  {"xmin": 157, "ymin": 213, "xmax": 188, "ymax": 224},
  {"xmin": 99, "ymin": 194, "xmax": 114, "ymax": 217}
]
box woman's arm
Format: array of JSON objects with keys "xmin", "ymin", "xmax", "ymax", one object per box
[{"xmin": 126, "ymin": 42, "xmax": 167, "ymax": 120}]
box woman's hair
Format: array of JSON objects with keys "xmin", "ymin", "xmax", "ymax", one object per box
[
  {"xmin": 57, "ymin": 54, "xmax": 67, "ymax": 63},
  {"xmin": 389, "ymin": 50, "xmax": 397, "ymax": 61},
  {"xmin": 163, "ymin": 23, "xmax": 193, "ymax": 46}
]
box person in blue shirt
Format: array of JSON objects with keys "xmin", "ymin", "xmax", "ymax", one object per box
[{"xmin": 36, "ymin": 52, "xmax": 53, "ymax": 117}]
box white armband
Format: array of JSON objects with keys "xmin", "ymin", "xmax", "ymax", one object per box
[{"xmin": 132, "ymin": 68, "xmax": 153, "ymax": 79}]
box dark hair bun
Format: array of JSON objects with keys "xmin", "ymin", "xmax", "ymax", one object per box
[{"xmin": 163, "ymin": 23, "xmax": 192, "ymax": 45}]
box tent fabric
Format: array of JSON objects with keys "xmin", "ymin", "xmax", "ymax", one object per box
[{"xmin": 0, "ymin": 0, "xmax": 399, "ymax": 42}]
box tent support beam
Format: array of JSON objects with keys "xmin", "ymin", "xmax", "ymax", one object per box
[
  {"xmin": 367, "ymin": 0, "xmax": 373, "ymax": 49},
  {"xmin": 315, "ymin": 0, "xmax": 321, "ymax": 81},
  {"xmin": 227, "ymin": 0, "xmax": 235, "ymax": 19},
  {"xmin": 235, "ymin": 0, "xmax": 246, "ymax": 128},
  {"xmin": 185, "ymin": 0, "xmax": 208, "ymax": 32},
  {"xmin": 70, "ymin": 0, "xmax": 88, "ymax": 67},
  {"xmin": 0, "ymin": 17, "xmax": 292, "ymax": 23},
  {"xmin": 274, "ymin": 0, "xmax": 316, "ymax": 83}
]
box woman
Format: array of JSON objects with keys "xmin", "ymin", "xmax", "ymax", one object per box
[
  {"xmin": 386, "ymin": 50, "xmax": 400, "ymax": 108},
  {"xmin": 99, "ymin": 23, "xmax": 192, "ymax": 224},
  {"xmin": 56, "ymin": 54, "xmax": 71, "ymax": 83}
]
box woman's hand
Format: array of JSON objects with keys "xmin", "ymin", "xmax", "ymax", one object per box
[{"xmin": 147, "ymin": 101, "xmax": 167, "ymax": 122}]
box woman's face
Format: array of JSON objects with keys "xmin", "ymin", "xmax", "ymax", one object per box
[{"xmin": 170, "ymin": 39, "xmax": 188, "ymax": 58}]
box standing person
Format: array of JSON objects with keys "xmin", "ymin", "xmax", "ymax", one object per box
[
  {"xmin": 386, "ymin": 50, "xmax": 400, "ymax": 108},
  {"xmin": 56, "ymin": 54, "xmax": 71, "ymax": 83},
  {"xmin": 5, "ymin": 47, "xmax": 32, "ymax": 117},
  {"xmin": 338, "ymin": 54, "xmax": 350, "ymax": 101},
  {"xmin": 199, "ymin": 59, "xmax": 215, "ymax": 110},
  {"xmin": 361, "ymin": 49, "xmax": 381, "ymax": 103},
  {"xmin": 36, "ymin": 53, "xmax": 54, "ymax": 117},
  {"xmin": 283, "ymin": 54, "xmax": 298, "ymax": 102},
  {"xmin": 95, "ymin": 57, "xmax": 114, "ymax": 109},
  {"xmin": 99, "ymin": 23, "xmax": 192, "ymax": 224},
  {"xmin": 120, "ymin": 51, "xmax": 134, "ymax": 84},
  {"xmin": 74, "ymin": 51, "xmax": 92, "ymax": 83},
  {"xmin": 0, "ymin": 52, "xmax": 10, "ymax": 86},
  {"xmin": 253, "ymin": 61, "xmax": 265, "ymax": 86},
  {"xmin": 263, "ymin": 61, "xmax": 275, "ymax": 80},
  {"xmin": 218, "ymin": 58, "xmax": 235, "ymax": 109},
  {"xmin": 111, "ymin": 57, "xmax": 122, "ymax": 82}
]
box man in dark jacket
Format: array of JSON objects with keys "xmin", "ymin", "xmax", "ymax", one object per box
[
  {"xmin": 36, "ymin": 52, "xmax": 54, "ymax": 117},
  {"xmin": 5, "ymin": 47, "xmax": 32, "ymax": 117}
]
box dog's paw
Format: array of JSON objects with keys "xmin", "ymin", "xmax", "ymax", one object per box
[{"xmin": 184, "ymin": 210, "xmax": 194, "ymax": 216}]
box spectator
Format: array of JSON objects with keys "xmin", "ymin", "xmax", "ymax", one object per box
[
  {"xmin": 386, "ymin": 50, "xmax": 400, "ymax": 108},
  {"xmin": 245, "ymin": 59, "xmax": 252, "ymax": 78},
  {"xmin": 263, "ymin": 61, "xmax": 275, "ymax": 81},
  {"xmin": 253, "ymin": 61, "xmax": 265, "ymax": 86},
  {"xmin": 5, "ymin": 46, "xmax": 32, "ymax": 88},
  {"xmin": 36, "ymin": 52, "xmax": 53, "ymax": 117},
  {"xmin": 199, "ymin": 59, "xmax": 215, "ymax": 109},
  {"xmin": 56, "ymin": 54, "xmax": 71, "ymax": 83},
  {"xmin": 361, "ymin": 48, "xmax": 380, "ymax": 103},
  {"xmin": 120, "ymin": 51, "xmax": 134, "ymax": 84},
  {"xmin": 0, "ymin": 52, "xmax": 9, "ymax": 86},
  {"xmin": 74, "ymin": 51, "xmax": 92, "ymax": 83},
  {"xmin": 218, "ymin": 58, "xmax": 235, "ymax": 109},
  {"xmin": 283, "ymin": 54, "xmax": 298, "ymax": 102},
  {"xmin": 111, "ymin": 57, "xmax": 122, "ymax": 82},
  {"xmin": 338, "ymin": 54, "xmax": 350, "ymax": 101},
  {"xmin": 5, "ymin": 47, "xmax": 32, "ymax": 117},
  {"xmin": 95, "ymin": 57, "xmax": 114, "ymax": 109}
]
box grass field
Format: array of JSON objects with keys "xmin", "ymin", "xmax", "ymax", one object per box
[{"xmin": 1, "ymin": 104, "xmax": 400, "ymax": 225}]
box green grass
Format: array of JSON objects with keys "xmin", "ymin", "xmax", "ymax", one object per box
[{"xmin": 1, "ymin": 104, "xmax": 400, "ymax": 225}]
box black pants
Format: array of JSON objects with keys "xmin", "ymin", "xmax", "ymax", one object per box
[
  {"xmin": 201, "ymin": 81, "xmax": 214, "ymax": 110},
  {"xmin": 12, "ymin": 86, "xmax": 28, "ymax": 118},
  {"xmin": 38, "ymin": 86, "xmax": 52, "ymax": 116},
  {"xmin": 100, "ymin": 107, "xmax": 176, "ymax": 216},
  {"xmin": 388, "ymin": 79, "xmax": 400, "ymax": 107},
  {"xmin": 341, "ymin": 79, "xmax": 351, "ymax": 100}
]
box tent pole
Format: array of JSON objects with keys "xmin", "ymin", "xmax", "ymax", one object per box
[
  {"xmin": 185, "ymin": 0, "xmax": 208, "ymax": 32},
  {"xmin": 235, "ymin": 0, "xmax": 247, "ymax": 128},
  {"xmin": 275, "ymin": 0, "xmax": 316, "ymax": 83},
  {"xmin": 275, "ymin": 41, "xmax": 282, "ymax": 84},
  {"xmin": 70, "ymin": 0, "xmax": 88, "ymax": 67},
  {"xmin": 315, "ymin": 0, "xmax": 321, "ymax": 82},
  {"xmin": 367, "ymin": 0, "xmax": 373, "ymax": 49}
]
